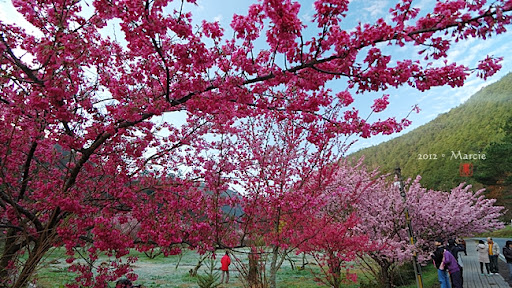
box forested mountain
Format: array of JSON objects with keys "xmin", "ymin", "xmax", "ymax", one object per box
[{"xmin": 350, "ymin": 73, "xmax": 512, "ymax": 216}]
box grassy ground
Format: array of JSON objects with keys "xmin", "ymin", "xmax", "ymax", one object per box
[
  {"xmin": 31, "ymin": 248, "xmax": 362, "ymax": 288},
  {"xmin": 395, "ymin": 264, "xmax": 439, "ymax": 288},
  {"xmin": 27, "ymin": 220, "xmax": 512, "ymax": 287},
  {"xmin": 480, "ymin": 224, "xmax": 512, "ymax": 238},
  {"xmin": 28, "ymin": 239, "xmax": 457, "ymax": 288},
  {"xmin": 29, "ymin": 247, "xmax": 444, "ymax": 288}
]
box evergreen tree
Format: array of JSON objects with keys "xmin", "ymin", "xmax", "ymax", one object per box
[{"xmin": 474, "ymin": 117, "xmax": 512, "ymax": 185}]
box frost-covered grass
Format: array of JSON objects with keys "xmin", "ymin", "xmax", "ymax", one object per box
[
  {"xmin": 31, "ymin": 248, "xmax": 346, "ymax": 287},
  {"xmin": 28, "ymin": 247, "xmax": 437, "ymax": 287}
]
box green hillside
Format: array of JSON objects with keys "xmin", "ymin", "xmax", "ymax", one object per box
[{"xmin": 350, "ymin": 73, "xmax": 512, "ymax": 193}]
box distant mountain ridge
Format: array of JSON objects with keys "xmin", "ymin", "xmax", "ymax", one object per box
[{"xmin": 349, "ymin": 72, "xmax": 512, "ymax": 191}]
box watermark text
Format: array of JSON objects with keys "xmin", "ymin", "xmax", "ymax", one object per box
[
  {"xmin": 450, "ymin": 150, "xmax": 485, "ymax": 160},
  {"xmin": 416, "ymin": 151, "xmax": 486, "ymax": 160}
]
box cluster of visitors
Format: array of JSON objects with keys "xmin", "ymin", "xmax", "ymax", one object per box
[
  {"xmin": 433, "ymin": 236, "xmax": 512, "ymax": 288},
  {"xmin": 476, "ymin": 237, "xmax": 501, "ymax": 275},
  {"xmin": 432, "ymin": 237, "xmax": 466, "ymax": 288}
]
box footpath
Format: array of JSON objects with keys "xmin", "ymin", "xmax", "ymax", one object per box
[{"xmin": 459, "ymin": 239, "xmax": 510, "ymax": 288}]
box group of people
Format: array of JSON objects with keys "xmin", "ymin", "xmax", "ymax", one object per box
[
  {"xmin": 432, "ymin": 237, "xmax": 466, "ymax": 288},
  {"xmin": 433, "ymin": 236, "xmax": 512, "ymax": 288},
  {"xmin": 476, "ymin": 237, "xmax": 501, "ymax": 275}
]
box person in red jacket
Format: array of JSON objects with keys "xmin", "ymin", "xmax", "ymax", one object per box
[{"xmin": 220, "ymin": 251, "xmax": 231, "ymax": 284}]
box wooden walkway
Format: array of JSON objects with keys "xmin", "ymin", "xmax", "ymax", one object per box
[{"xmin": 460, "ymin": 239, "xmax": 510, "ymax": 288}]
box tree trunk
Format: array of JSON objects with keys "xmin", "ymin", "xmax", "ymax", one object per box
[
  {"xmin": 378, "ymin": 261, "xmax": 393, "ymax": 288},
  {"xmin": 300, "ymin": 253, "xmax": 307, "ymax": 270},
  {"xmin": 268, "ymin": 245, "xmax": 279, "ymax": 288},
  {"xmin": 327, "ymin": 252, "xmax": 342, "ymax": 288},
  {"xmin": 0, "ymin": 228, "xmax": 23, "ymax": 286},
  {"xmin": 248, "ymin": 250, "xmax": 260, "ymax": 287},
  {"xmin": 0, "ymin": 219, "xmax": 59, "ymax": 288},
  {"xmin": 12, "ymin": 229, "xmax": 56, "ymax": 288},
  {"xmin": 189, "ymin": 254, "xmax": 208, "ymax": 276}
]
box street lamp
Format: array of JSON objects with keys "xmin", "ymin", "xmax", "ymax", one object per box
[{"xmin": 394, "ymin": 167, "xmax": 423, "ymax": 288}]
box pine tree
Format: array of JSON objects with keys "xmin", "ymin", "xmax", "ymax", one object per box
[{"xmin": 474, "ymin": 117, "xmax": 512, "ymax": 185}]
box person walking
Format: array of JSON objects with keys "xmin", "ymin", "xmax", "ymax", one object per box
[
  {"xmin": 487, "ymin": 237, "xmax": 500, "ymax": 274},
  {"xmin": 477, "ymin": 239, "xmax": 491, "ymax": 275},
  {"xmin": 432, "ymin": 238, "xmax": 450, "ymax": 288},
  {"xmin": 220, "ymin": 251, "xmax": 231, "ymax": 284},
  {"xmin": 503, "ymin": 240, "xmax": 512, "ymax": 280}
]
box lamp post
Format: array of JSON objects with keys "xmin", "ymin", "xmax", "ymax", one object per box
[{"xmin": 395, "ymin": 167, "xmax": 423, "ymax": 288}]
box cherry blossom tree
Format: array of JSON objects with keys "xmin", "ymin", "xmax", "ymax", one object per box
[
  {"xmin": 268, "ymin": 158, "xmax": 505, "ymax": 288},
  {"xmin": 291, "ymin": 159, "xmax": 374, "ymax": 288},
  {"xmin": 1, "ymin": 0, "xmax": 511, "ymax": 287},
  {"xmin": 222, "ymin": 112, "xmax": 351, "ymax": 288},
  {"xmin": 352, "ymin": 173, "xmax": 504, "ymax": 287}
]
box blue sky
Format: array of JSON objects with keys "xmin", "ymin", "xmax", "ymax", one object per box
[
  {"xmin": 184, "ymin": 0, "xmax": 512, "ymax": 153},
  {"xmin": 1, "ymin": 0, "xmax": 511, "ymax": 154},
  {"xmin": 191, "ymin": 0, "xmax": 512, "ymax": 153}
]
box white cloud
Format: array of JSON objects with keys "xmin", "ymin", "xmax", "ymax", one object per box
[
  {"xmin": 213, "ymin": 14, "xmax": 223, "ymax": 23},
  {"xmin": 195, "ymin": 0, "xmax": 206, "ymax": 11},
  {"xmin": 0, "ymin": 2, "xmax": 42, "ymax": 36},
  {"xmin": 362, "ymin": 0, "xmax": 389, "ymax": 18}
]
